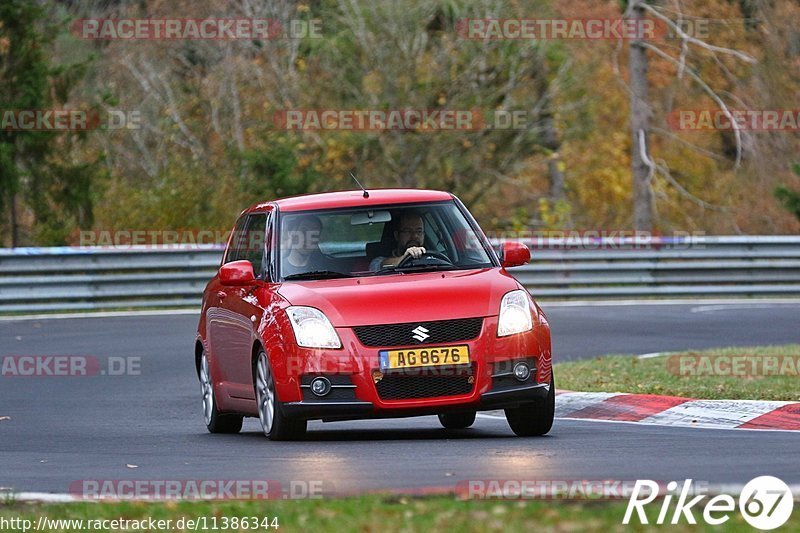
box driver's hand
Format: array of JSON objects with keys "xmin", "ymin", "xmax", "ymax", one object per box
[{"xmin": 404, "ymin": 246, "xmax": 426, "ymax": 259}]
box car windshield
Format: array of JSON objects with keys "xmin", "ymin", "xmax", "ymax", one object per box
[{"xmin": 278, "ymin": 201, "xmax": 494, "ymax": 280}]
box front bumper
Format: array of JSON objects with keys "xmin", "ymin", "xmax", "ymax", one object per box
[
  {"xmin": 282, "ymin": 381, "xmax": 550, "ymax": 421},
  {"xmin": 269, "ymin": 314, "xmax": 553, "ymax": 420},
  {"xmin": 479, "ymin": 382, "xmax": 550, "ymax": 409}
]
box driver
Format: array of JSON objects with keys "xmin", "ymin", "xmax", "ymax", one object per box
[{"xmin": 370, "ymin": 211, "xmax": 427, "ymax": 271}]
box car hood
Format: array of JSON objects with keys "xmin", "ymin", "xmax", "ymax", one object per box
[{"xmin": 277, "ymin": 268, "xmax": 520, "ymax": 326}]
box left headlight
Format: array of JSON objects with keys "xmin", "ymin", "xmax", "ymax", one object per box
[
  {"xmin": 497, "ymin": 289, "xmax": 533, "ymax": 337},
  {"xmin": 285, "ymin": 306, "xmax": 342, "ymax": 349}
]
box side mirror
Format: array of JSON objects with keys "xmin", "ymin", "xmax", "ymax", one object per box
[
  {"xmin": 500, "ymin": 241, "xmax": 531, "ymax": 268},
  {"xmin": 219, "ymin": 260, "xmax": 255, "ymax": 286}
]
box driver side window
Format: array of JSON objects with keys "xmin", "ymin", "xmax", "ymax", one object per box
[
  {"xmin": 225, "ymin": 213, "xmax": 269, "ymax": 279},
  {"xmin": 239, "ymin": 213, "xmax": 268, "ymax": 279},
  {"xmin": 224, "ymin": 215, "xmax": 249, "ymax": 264}
]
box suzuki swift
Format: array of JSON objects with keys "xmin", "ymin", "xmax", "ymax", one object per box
[{"xmin": 195, "ymin": 189, "xmax": 553, "ymax": 440}]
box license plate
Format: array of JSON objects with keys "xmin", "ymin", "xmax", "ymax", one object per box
[{"xmin": 379, "ymin": 345, "xmax": 470, "ymax": 371}]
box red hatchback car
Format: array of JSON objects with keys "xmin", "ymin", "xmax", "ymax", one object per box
[{"xmin": 195, "ymin": 189, "xmax": 553, "ymax": 440}]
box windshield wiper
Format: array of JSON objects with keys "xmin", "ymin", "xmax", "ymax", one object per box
[
  {"xmin": 373, "ymin": 264, "xmax": 459, "ymax": 275},
  {"xmin": 397, "ymin": 264, "xmax": 459, "ymax": 272},
  {"xmin": 283, "ymin": 270, "xmax": 352, "ymax": 280}
]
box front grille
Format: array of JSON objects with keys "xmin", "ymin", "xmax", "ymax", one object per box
[
  {"xmin": 375, "ymin": 367, "xmax": 475, "ymax": 400},
  {"xmin": 354, "ymin": 317, "xmax": 483, "ymax": 347}
]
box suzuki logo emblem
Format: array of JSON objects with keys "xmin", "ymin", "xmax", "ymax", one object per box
[{"xmin": 411, "ymin": 326, "xmax": 430, "ymax": 342}]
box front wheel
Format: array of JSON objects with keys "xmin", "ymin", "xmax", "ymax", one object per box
[
  {"xmin": 200, "ymin": 351, "xmax": 243, "ymax": 434},
  {"xmin": 438, "ymin": 411, "xmax": 476, "ymax": 429},
  {"xmin": 256, "ymin": 351, "xmax": 307, "ymax": 441},
  {"xmin": 504, "ymin": 376, "xmax": 555, "ymax": 437}
]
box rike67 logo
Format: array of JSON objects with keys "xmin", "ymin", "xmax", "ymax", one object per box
[{"xmin": 624, "ymin": 476, "xmax": 794, "ymax": 530}]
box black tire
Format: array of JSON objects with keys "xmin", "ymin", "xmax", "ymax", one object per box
[
  {"xmin": 438, "ymin": 411, "xmax": 477, "ymax": 429},
  {"xmin": 200, "ymin": 351, "xmax": 243, "ymax": 434},
  {"xmin": 504, "ymin": 375, "xmax": 555, "ymax": 437},
  {"xmin": 256, "ymin": 350, "xmax": 307, "ymax": 441}
]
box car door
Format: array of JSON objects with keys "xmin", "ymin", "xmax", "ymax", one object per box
[
  {"xmin": 226, "ymin": 211, "xmax": 271, "ymax": 399},
  {"xmin": 207, "ymin": 212, "xmax": 268, "ymax": 399}
]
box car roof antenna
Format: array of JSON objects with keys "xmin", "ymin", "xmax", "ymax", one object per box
[{"xmin": 349, "ymin": 171, "xmax": 369, "ymax": 198}]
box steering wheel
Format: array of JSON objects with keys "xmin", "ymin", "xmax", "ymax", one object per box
[{"xmin": 396, "ymin": 250, "xmax": 453, "ymax": 268}]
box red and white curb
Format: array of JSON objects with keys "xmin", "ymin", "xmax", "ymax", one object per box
[{"xmin": 555, "ymin": 391, "xmax": 800, "ymax": 431}]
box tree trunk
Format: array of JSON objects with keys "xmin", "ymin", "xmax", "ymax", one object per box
[
  {"xmin": 547, "ymin": 161, "xmax": 565, "ymax": 201},
  {"xmin": 629, "ymin": 0, "xmax": 653, "ymax": 230},
  {"xmin": 543, "ymin": 117, "xmax": 565, "ymax": 202},
  {"xmin": 534, "ymin": 51, "xmax": 565, "ymax": 201}
]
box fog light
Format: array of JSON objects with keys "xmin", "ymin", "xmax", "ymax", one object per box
[
  {"xmin": 310, "ymin": 377, "xmax": 331, "ymax": 397},
  {"xmin": 513, "ymin": 362, "xmax": 531, "ymax": 382}
]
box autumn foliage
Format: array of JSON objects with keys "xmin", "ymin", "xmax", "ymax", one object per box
[{"xmin": 1, "ymin": 0, "xmax": 798, "ymax": 246}]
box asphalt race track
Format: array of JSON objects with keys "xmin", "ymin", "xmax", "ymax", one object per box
[{"xmin": 1, "ymin": 301, "xmax": 798, "ymax": 495}]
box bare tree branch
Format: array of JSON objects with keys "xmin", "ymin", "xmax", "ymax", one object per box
[
  {"xmin": 641, "ymin": 42, "xmax": 746, "ymax": 167},
  {"xmin": 639, "ymin": 2, "xmax": 757, "ymax": 64}
]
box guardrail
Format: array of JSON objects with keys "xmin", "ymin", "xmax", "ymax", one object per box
[
  {"xmin": 0, "ymin": 245, "xmax": 223, "ymax": 313},
  {"xmin": 1, "ymin": 236, "xmax": 799, "ymax": 313},
  {"xmin": 510, "ymin": 235, "xmax": 800, "ymax": 298}
]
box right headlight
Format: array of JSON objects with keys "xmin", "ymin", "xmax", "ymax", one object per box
[
  {"xmin": 285, "ymin": 306, "xmax": 342, "ymax": 349},
  {"xmin": 497, "ymin": 289, "xmax": 533, "ymax": 337}
]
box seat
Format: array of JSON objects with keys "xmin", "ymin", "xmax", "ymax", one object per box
[
  {"xmin": 365, "ymin": 240, "xmax": 394, "ymax": 260},
  {"xmin": 365, "ymin": 219, "xmax": 398, "ymax": 265}
]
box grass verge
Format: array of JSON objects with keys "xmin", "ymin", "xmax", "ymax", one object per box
[
  {"xmin": 555, "ymin": 345, "xmax": 800, "ymax": 401},
  {"xmin": 0, "ymin": 495, "xmax": 789, "ymax": 532}
]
